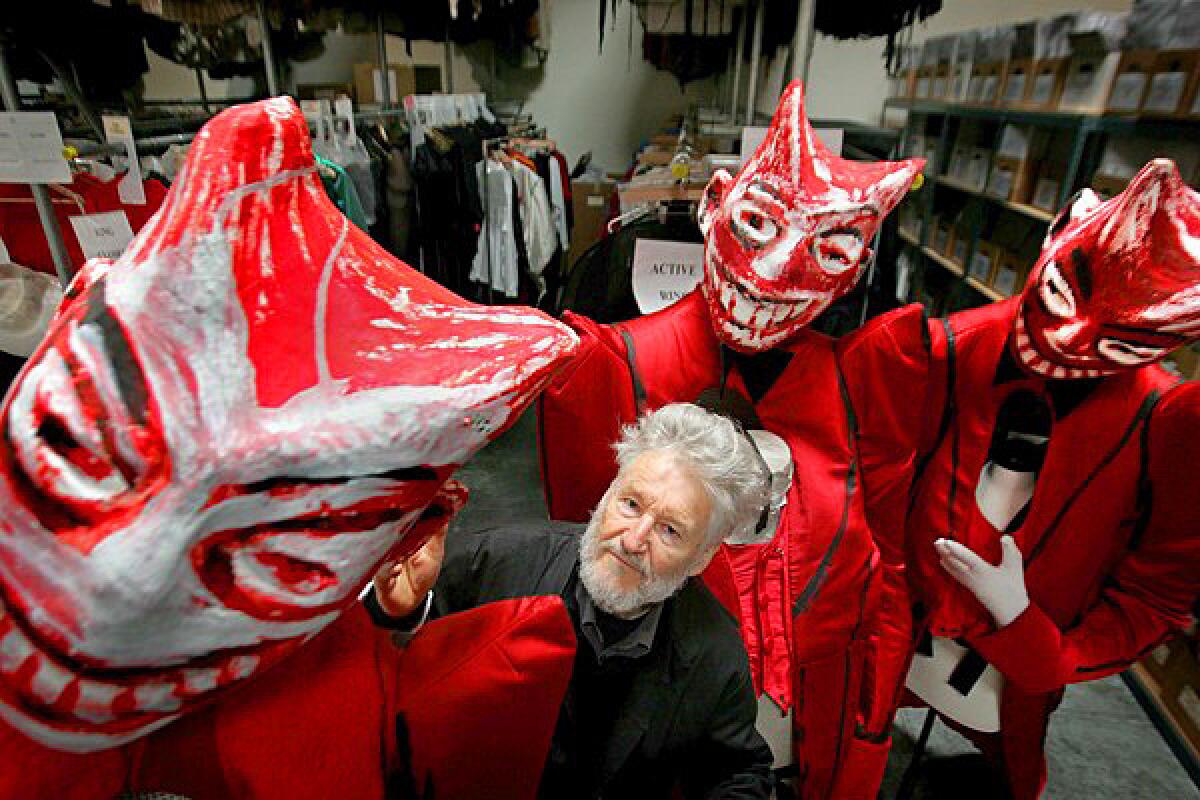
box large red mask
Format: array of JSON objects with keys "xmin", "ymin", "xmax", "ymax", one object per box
[
  {"xmin": 1013, "ymin": 159, "xmax": 1200, "ymax": 378},
  {"xmin": 0, "ymin": 98, "xmax": 577, "ymax": 752},
  {"xmin": 699, "ymin": 81, "xmax": 924, "ymax": 351}
]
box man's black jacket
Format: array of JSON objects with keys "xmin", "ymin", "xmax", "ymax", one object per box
[{"xmin": 373, "ymin": 521, "xmax": 772, "ymax": 799}]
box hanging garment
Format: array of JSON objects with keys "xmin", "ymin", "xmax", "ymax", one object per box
[
  {"xmin": 315, "ymin": 154, "xmax": 369, "ymax": 230},
  {"xmin": 545, "ymin": 152, "xmax": 570, "ymax": 251},
  {"xmin": 387, "ymin": 144, "xmax": 416, "ymax": 260},
  {"xmin": 510, "ymin": 159, "xmax": 558, "ymax": 287},
  {"xmin": 470, "ymin": 159, "xmax": 520, "ymax": 298}
]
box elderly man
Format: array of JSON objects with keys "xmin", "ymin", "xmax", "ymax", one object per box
[{"xmin": 367, "ymin": 403, "xmax": 774, "ymax": 798}]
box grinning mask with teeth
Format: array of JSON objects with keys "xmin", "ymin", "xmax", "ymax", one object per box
[
  {"xmin": 1012, "ymin": 159, "xmax": 1200, "ymax": 379},
  {"xmin": 0, "ymin": 98, "xmax": 577, "ymax": 753},
  {"xmin": 698, "ymin": 81, "xmax": 924, "ymax": 352}
]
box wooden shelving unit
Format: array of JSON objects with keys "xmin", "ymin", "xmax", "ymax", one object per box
[{"xmin": 935, "ymin": 174, "xmax": 1054, "ymax": 224}]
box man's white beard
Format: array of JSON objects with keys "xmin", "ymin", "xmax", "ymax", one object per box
[{"xmin": 578, "ymin": 503, "xmax": 696, "ymax": 618}]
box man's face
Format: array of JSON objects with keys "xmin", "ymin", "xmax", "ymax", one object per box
[
  {"xmin": 0, "ymin": 98, "xmax": 577, "ymax": 752},
  {"xmin": 579, "ymin": 451, "xmax": 715, "ymax": 616},
  {"xmin": 697, "ymin": 80, "xmax": 922, "ymax": 352},
  {"xmin": 1013, "ymin": 160, "xmax": 1200, "ymax": 379}
]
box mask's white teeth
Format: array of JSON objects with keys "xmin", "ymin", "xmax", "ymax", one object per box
[
  {"xmin": 0, "ymin": 625, "xmax": 33, "ymax": 674},
  {"xmin": 133, "ymin": 683, "xmax": 183, "ymax": 713},
  {"xmin": 228, "ymin": 655, "xmax": 259, "ymax": 681},
  {"xmin": 28, "ymin": 653, "xmax": 72, "ymax": 705},
  {"xmin": 182, "ymin": 667, "xmax": 221, "ymax": 696},
  {"xmin": 1050, "ymin": 366, "xmax": 1067, "ymax": 379},
  {"xmin": 74, "ymin": 681, "xmax": 121, "ymax": 723}
]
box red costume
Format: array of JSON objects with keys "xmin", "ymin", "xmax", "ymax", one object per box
[
  {"xmin": 0, "ymin": 99, "xmax": 578, "ymax": 796},
  {"xmin": 539, "ymin": 81, "xmax": 923, "ymax": 798},
  {"xmin": 839, "ymin": 161, "xmax": 1200, "ymax": 798}
]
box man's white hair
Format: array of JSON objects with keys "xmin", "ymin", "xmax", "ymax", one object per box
[{"xmin": 613, "ymin": 403, "xmax": 769, "ymax": 548}]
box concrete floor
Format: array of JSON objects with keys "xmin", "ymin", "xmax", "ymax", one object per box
[{"xmin": 456, "ymin": 409, "xmax": 1199, "ymax": 799}]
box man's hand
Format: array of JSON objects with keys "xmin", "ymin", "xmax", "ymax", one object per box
[
  {"xmin": 935, "ymin": 535, "xmax": 1030, "ymax": 629},
  {"xmin": 374, "ymin": 524, "xmax": 448, "ymax": 619}
]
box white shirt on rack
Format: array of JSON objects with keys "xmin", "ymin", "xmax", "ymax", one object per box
[
  {"xmin": 470, "ymin": 159, "xmax": 519, "ymax": 298},
  {"xmin": 547, "ymin": 155, "xmax": 569, "ymax": 251},
  {"xmin": 510, "ymin": 160, "xmax": 558, "ymax": 283}
]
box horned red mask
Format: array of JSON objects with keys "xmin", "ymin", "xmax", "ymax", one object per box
[
  {"xmin": 698, "ymin": 81, "xmax": 924, "ymax": 351},
  {"xmin": 0, "ymin": 98, "xmax": 577, "ymax": 752},
  {"xmin": 1013, "ymin": 159, "xmax": 1200, "ymax": 379}
]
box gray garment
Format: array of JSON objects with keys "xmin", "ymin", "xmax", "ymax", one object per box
[{"xmin": 574, "ymin": 577, "xmax": 663, "ymax": 663}]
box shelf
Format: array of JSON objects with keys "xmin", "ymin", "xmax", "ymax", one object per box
[
  {"xmin": 935, "ymin": 175, "xmax": 1055, "ymax": 224},
  {"xmin": 899, "ymin": 236, "xmax": 1010, "ymax": 302},
  {"xmin": 898, "ymin": 228, "xmax": 920, "ymax": 246},
  {"xmin": 884, "ymin": 97, "xmax": 1200, "ymax": 138}
]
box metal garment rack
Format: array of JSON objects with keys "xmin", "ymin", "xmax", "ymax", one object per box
[
  {"xmin": 0, "ymin": 41, "xmax": 73, "ymax": 285},
  {"xmin": 887, "ymin": 96, "xmax": 1200, "ymax": 311}
]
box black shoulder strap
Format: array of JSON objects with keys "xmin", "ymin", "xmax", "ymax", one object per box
[
  {"xmin": 907, "ymin": 317, "xmax": 957, "ymax": 513},
  {"xmin": 1129, "ymin": 387, "xmax": 1169, "ymax": 552},
  {"xmin": 618, "ymin": 326, "xmax": 648, "ymax": 415}
]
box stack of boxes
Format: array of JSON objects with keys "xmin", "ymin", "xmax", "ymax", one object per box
[{"xmin": 886, "ymin": 3, "xmax": 1200, "ymax": 119}]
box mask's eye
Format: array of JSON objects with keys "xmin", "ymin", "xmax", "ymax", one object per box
[
  {"xmin": 732, "ymin": 204, "xmax": 779, "ymax": 248},
  {"xmin": 1038, "ymin": 261, "xmax": 1076, "ymax": 319},
  {"xmin": 814, "ymin": 229, "xmax": 865, "ymax": 275},
  {"xmin": 1096, "ymin": 338, "xmax": 1167, "ymax": 366}
]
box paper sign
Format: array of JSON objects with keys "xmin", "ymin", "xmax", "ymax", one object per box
[
  {"xmin": 1144, "ymin": 72, "xmax": 1187, "ymax": 113},
  {"xmin": 103, "ymin": 115, "xmax": 145, "ymax": 206},
  {"xmin": 70, "ymin": 211, "xmax": 134, "ymax": 261},
  {"xmin": 0, "ymin": 112, "xmax": 71, "ymax": 184},
  {"xmin": 631, "ymin": 239, "xmax": 704, "ymax": 314},
  {"xmin": 334, "ymin": 95, "xmax": 357, "ymax": 152}
]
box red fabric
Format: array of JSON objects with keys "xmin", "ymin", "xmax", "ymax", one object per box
[
  {"xmin": 538, "ymin": 291, "xmax": 879, "ymax": 799},
  {"xmin": 841, "ymin": 299, "xmax": 1200, "ymax": 799},
  {"xmin": 0, "ymin": 173, "xmax": 167, "ymax": 276},
  {"xmin": 0, "ymin": 606, "xmax": 401, "ymax": 800},
  {"xmin": 394, "ymin": 595, "xmax": 577, "ymax": 800}
]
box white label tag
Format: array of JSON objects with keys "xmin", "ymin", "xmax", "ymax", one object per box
[
  {"xmin": 587, "ymin": 195, "xmax": 605, "ymax": 208},
  {"xmin": 982, "ymin": 75, "xmax": 999, "ymax": 102},
  {"xmin": 1003, "ymin": 74, "xmax": 1027, "ymax": 104},
  {"xmin": 993, "ymin": 265, "xmax": 1020, "ymax": 296},
  {"xmin": 0, "ymin": 112, "xmax": 71, "ymax": 184},
  {"xmin": 1109, "ymin": 72, "xmax": 1147, "ymax": 111},
  {"xmin": 103, "ymin": 115, "xmax": 146, "ymax": 205},
  {"xmin": 631, "ymin": 239, "xmax": 704, "ymax": 314},
  {"xmin": 0, "ymin": 235, "xmax": 9, "ymax": 264},
  {"xmin": 1031, "ymin": 74, "xmax": 1056, "ymax": 104},
  {"xmin": 69, "ymin": 211, "xmax": 134, "ymax": 261},
  {"xmin": 987, "ymin": 167, "xmax": 1015, "ymax": 199},
  {"xmin": 917, "ymin": 77, "xmax": 931, "ymax": 98},
  {"xmin": 969, "ymin": 252, "xmax": 993, "ymax": 281},
  {"xmin": 933, "ymin": 77, "xmax": 948, "ymax": 97},
  {"xmin": 1033, "ymin": 178, "xmax": 1059, "ymax": 210},
  {"xmin": 1144, "ymin": 72, "xmax": 1187, "ymax": 112}
]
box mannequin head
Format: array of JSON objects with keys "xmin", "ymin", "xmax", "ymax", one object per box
[
  {"xmin": 698, "ymin": 81, "xmax": 924, "ymax": 351},
  {"xmin": 1013, "ymin": 159, "xmax": 1200, "ymax": 379},
  {"xmin": 0, "ymin": 98, "xmax": 576, "ymax": 752}
]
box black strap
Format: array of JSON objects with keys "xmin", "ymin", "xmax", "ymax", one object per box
[
  {"xmin": 908, "ymin": 317, "xmax": 956, "ymax": 518},
  {"xmin": 947, "ymin": 645, "xmax": 990, "ymax": 696},
  {"xmin": 618, "ymin": 327, "xmax": 648, "ymax": 415}
]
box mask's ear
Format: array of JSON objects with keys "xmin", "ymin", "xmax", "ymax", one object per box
[
  {"xmin": 699, "ymin": 170, "xmax": 733, "ymax": 236},
  {"xmin": 1044, "ymin": 188, "xmax": 1102, "ymax": 248}
]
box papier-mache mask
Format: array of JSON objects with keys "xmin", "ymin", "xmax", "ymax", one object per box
[
  {"xmin": 1013, "ymin": 158, "xmax": 1200, "ymax": 379},
  {"xmin": 0, "ymin": 98, "xmax": 577, "ymax": 752},
  {"xmin": 698, "ymin": 80, "xmax": 924, "ymax": 351}
]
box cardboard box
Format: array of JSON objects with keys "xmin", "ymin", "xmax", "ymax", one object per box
[
  {"xmin": 566, "ymin": 179, "xmax": 617, "ymax": 271},
  {"xmin": 978, "ymin": 63, "xmax": 1004, "ymax": 105},
  {"xmin": 951, "ymin": 228, "xmax": 970, "ymax": 267},
  {"xmin": 968, "ymin": 241, "xmax": 999, "ymax": 285},
  {"xmin": 991, "ymin": 249, "xmax": 1028, "ymax": 296},
  {"xmin": 931, "ymin": 217, "xmax": 953, "ymax": 255},
  {"xmin": 964, "ymin": 147, "xmax": 991, "ymax": 191},
  {"xmin": 1059, "ymin": 50, "xmax": 1123, "ymax": 111},
  {"xmin": 1027, "ymin": 58, "xmax": 1068, "ymax": 108},
  {"xmin": 354, "ymin": 63, "xmax": 442, "ymax": 105},
  {"xmin": 1107, "ymin": 50, "xmax": 1156, "ymax": 111},
  {"xmin": 1144, "ymin": 50, "xmax": 1200, "ymax": 114},
  {"xmin": 1001, "ymin": 59, "xmax": 1033, "ymax": 106}
]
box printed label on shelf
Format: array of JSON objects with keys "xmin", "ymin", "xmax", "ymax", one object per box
[
  {"xmin": 0, "ymin": 112, "xmax": 71, "ymax": 184},
  {"xmin": 70, "ymin": 211, "xmax": 134, "ymax": 261},
  {"xmin": 1003, "ymin": 75, "xmax": 1026, "ymax": 104},
  {"xmin": 982, "ymin": 75, "xmax": 999, "ymax": 103},
  {"xmin": 1108, "ymin": 72, "xmax": 1147, "ymax": 111},
  {"xmin": 631, "ymin": 239, "xmax": 704, "ymax": 315},
  {"xmin": 933, "ymin": 77, "xmax": 948, "ymax": 97},
  {"xmin": 1031, "ymin": 74, "xmax": 1056, "ymax": 105},
  {"xmin": 102, "ymin": 115, "xmax": 146, "ymax": 206},
  {"xmin": 970, "ymin": 252, "xmax": 993, "ymax": 281},
  {"xmin": 1144, "ymin": 72, "xmax": 1187, "ymax": 113},
  {"xmin": 917, "ymin": 78, "xmax": 931, "ymax": 98}
]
